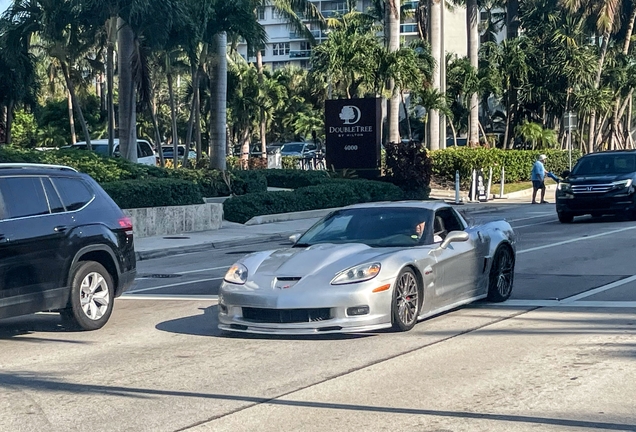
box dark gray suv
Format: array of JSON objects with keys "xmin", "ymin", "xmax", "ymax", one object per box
[
  {"xmin": 556, "ymin": 150, "xmax": 636, "ymax": 223},
  {"xmin": 0, "ymin": 163, "xmax": 136, "ymax": 330}
]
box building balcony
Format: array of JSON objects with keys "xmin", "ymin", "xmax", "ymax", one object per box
[
  {"xmin": 289, "ymin": 30, "xmax": 328, "ymax": 39},
  {"xmin": 321, "ymin": 9, "xmax": 346, "ymax": 18},
  {"xmin": 289, "ymin": 49, "xmax": 312, "ymax": 58},
  {"xmin": 400, "ymin": 23, "xmax": 417, "ymax": 34}
]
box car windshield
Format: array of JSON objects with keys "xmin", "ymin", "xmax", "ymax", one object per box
[
  {"xmin": 281, "ymin": 143, "xmax": 304, "ymax": 153},
  {"xmin": 296, "ymin": 207, "xmax": 435, "ymax": 248},
  {"xmin": 572, "ymin": 154, "xmax": 636, "ymax": 175},
  {"xmin": 74, "ymin": 144, "xmax": 110, "ymax": 156},
  {"xmin": 162, "ymin": 147, "xmax": 185, "ymax": 156}
]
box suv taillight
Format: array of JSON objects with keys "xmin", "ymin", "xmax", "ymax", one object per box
[{"xmin": 118, "ymin": 217, "xmax": 134, "ymax": 236}]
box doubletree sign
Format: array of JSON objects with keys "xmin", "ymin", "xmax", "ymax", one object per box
[{"xmin": 325, "ymin": 98, "xmax": 382, "ymax": 177}]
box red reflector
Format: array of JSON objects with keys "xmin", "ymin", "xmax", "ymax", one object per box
[{"xmin": 118, "ymin": 217, "xmax": 133, "ymax": 230}]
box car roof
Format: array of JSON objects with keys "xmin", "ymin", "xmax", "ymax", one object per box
[
  {"xmin": 582, "ymin": 149, "xmax": 636, "ymax": 157},
  {"xmin": 74, "ymin": 139, "xmax": 151, "ymax": 145},
  {"xmin": 0, "ymin": 163, "xmax": 80, "ymax": 177},
  {"xmin": 342, "ymin": 200, "xmax": 452, "ymax": 211}
]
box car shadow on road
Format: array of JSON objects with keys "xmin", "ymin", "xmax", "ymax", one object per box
[
  {"xmin": 0, "ymin": 313, "xmax": 88, "ymax": 343},
  {"xmin": 155, "ymin": 305, "xmax": 378, "ymax": 341}
]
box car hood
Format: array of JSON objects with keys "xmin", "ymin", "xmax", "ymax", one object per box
[
  {"xmin": 251, "ymin": 243, "xmax": 392, "ymax": 278},
  {"xmin": 567, "ymin": 173, "xmax": 633, "ymax": 184}
]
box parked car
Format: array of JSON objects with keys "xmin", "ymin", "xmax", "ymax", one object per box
[
  {"xmin": 69, "ymin": 139, "xmax": 157, "ymax": 166},
  {"xmin": 556, "ymin": 150, "xmax": 636, "ymax": 223},
  {"xmin": 160, "ymin": 145, "xmax": 197, "ymax": 161},
  {"xmin": 218, "ymin": 201, "xmax": 516, "ymax": 335},
  {"xmin": 0, "ymin": 163, "xmax": 137, "ymax": 330},
  {"xmin": 279, "ymin": 142, "xmax": 318, "ymax": 158}
]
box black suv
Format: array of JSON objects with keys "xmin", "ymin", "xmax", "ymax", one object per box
[
  {"xmin": 0, "ymin": 163, "xmax": 136, "ymax": 330},
  {"xmin": 556, "ymin": 150, "xmax": 636, "ymax": 223}
]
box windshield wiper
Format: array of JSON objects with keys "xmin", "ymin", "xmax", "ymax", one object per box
[{"xmin": 293, "ymin": 243, "xmax": 310, "ymax": 248}]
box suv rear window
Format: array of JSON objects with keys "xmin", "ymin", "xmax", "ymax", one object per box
[
  {"xmin": 0, "ymin": 177, "xmax": 50, "ymax": 219},
  {"xmin": 573, "ymin": 154, "xmax": 636, "ymax": 175},
  {"xmin": 53, "ymin": 177, "xmax": 94, "ymax": 211}
]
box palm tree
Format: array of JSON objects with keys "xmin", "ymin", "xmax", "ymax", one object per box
[
  {"xmin": 386, "ymin": 0, "xmax": 401, "ymax": 144},
  {"xmin": 428, "ymin": 0, "xmax": 442, "ymax": 150}
]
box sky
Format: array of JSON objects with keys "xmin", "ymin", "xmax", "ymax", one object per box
[{"xmin": 0, "ymin": 0, "xmax": 9, "ymax": 13}]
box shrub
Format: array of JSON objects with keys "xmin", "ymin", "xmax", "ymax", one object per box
[
  {"xmin": 223, "ymin": 179, "xmax": 405, "ymax": 224},
  {"xmin": 230, "ymin": 170, "xmax": 268, "ymax": 195},
  {"xmin": 101, "ymin": 178, "xmax": 204, "ymax": 209},
  {"xmin": 261, "ymin": 169, "xmax": 330, "ymax": 189},
  {"xmin": 384, "ymin": 141, "xmax": 432, "ymax": 199},
  {"xmin": 430, "ymin": 148, "xmax": 582, "ymax": 186}
]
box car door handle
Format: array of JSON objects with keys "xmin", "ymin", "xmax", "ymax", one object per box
[{"xmin": 54, "ymin": 226, "xmax": 68, "ymax": 233}]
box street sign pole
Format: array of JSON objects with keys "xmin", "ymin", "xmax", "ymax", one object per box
[{"xmin": 564, "ymin": 111, "xmax": 577, "ymax": 171}]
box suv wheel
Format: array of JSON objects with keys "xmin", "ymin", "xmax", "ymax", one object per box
[
  {"xmin": 558, "ymin": 211, "xmax": 574, "ymax": 223},
  {"xmin": 61, "ymin": 261, "xmax": 114, "ymax": 331}
]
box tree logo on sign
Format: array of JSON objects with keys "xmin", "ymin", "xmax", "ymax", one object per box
[{"xmin": 339, "ymin": 105, "xmax": 362, "ymax": 125}]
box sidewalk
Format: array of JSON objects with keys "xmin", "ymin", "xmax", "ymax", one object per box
[{"xmin": 134, "ymin": 188, "xmax": 540, "ymax": 261}]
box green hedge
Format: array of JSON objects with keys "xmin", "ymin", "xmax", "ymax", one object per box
[
  {"xmin": 223, "ymin": 179, "xmax": 405, "ymax": 224},
  {"xmin": 430, "ymin": 148, "xmax": 582, "ymax": 186},
  {"xmin": 0, "ymin": 147, "xmax": 267, "ymax": 205},
  {"xmin": 261, "ymin": 169, "xmax": 331, "ymax": 189},
  {"xmin": 101, "ymin": 178, "xmax": 204, "ymax": 209}
]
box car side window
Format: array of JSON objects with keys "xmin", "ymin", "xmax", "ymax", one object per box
[
  {"xmin": 0, "ymin": 177, "xmax": 50, "ymax": 219},
  {"xmin": 434, "ymin": 208, "xmax": 464, "ymax": 239},
  {"xmin": 42, "ymin": 178, "xmax": 65, "ymax": 213},
  {"xmin": 52, "ymin": 177, "xmax": 94, "ymax": 211},
  {"xmin": 138, "ymin": 141, "xmax": 154, "ymax": 158}
]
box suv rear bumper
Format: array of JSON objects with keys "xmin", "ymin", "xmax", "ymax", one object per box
[{"xmin": 116, "ymin": 269, "xmax": 136, "ymax": 297}]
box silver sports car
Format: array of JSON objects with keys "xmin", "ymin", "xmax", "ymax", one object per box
[{"xmin": 218, "ymin": 201, "xmax": 516, "ymax": 335}]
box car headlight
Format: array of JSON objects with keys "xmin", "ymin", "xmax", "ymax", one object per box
[
  {"xmin": 613, "ymin": 179, "xmax": 633, "ymax": 188},
  {"xmin": 224, "ymin": 263, "xmax": 248, "ymax": 285},
  {"xmin": 558, "ymin": 182, "xmax": 572, "ymax": 192},
  {"xmin": 331, "ymin": 263, "xmax": 381, "ymax": 285}
]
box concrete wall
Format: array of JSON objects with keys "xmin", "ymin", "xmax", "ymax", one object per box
[{"xmin": 124, "ymin": 203, "xmax": 223, "ymax": 238}]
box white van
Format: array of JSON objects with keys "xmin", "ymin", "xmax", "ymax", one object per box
[{"xmin": 72, "ymin": 139, "xmax": 157, "ymax": 166}]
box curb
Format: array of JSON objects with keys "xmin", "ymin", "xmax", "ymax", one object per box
[{"xmin": 135, "ymin": 232, "xmax": 296, "ymax": 261}]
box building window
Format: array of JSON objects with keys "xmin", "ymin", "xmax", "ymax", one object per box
[
  {"xmin": 272, "ymin": 42, "xmax": 290, "ymax": 56},
  {"xmin": 273, "ymin": 9, "xmax": 281, "ymax": 19},
  {"xmin": 257, "ymin": 7, "xmax": 265, "ymax": 20},
  {"xmin": 300, "ymin": 41, "xmax": 311, "ymax": 51}
]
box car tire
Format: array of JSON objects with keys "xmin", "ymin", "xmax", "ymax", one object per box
[
  {"xmin": 558, "ymin": 211, "xmax": 574, "ymax": 223},
  {"xmin": 391, "ymin": 268, "xmax": 421, "ymax": 332},
  {"xmin": 60, "ymin": 261, "xmax": 114, "ymax": 331},
  {"xmin": 487, "ymin": 246, "xmax": 515, "ymax": 302}
]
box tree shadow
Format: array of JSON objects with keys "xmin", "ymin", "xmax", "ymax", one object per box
[
  {"xmin": 154, "ymin": 305, "xmax": 378, "ymax": 341},
  {"xmin": 0, "ymin": 371, "xmax": 634, "ymax": 431}
]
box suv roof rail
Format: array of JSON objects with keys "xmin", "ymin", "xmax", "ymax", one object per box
[{"xmin": 0, "ymin": 163, "xmax": 78, "ymax": 172}]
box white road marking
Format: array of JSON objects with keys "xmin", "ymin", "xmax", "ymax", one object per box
[
  {"xmin": 508, "ymin": 213, "xmax": 554, "ymax": 222},
  {"xmin": 487, "ymin": 300, "xmax": 636, "ymax": 308},
  {"xmin": 559, "ymin": 275, "xmax": 636, "ymax": 303},
  {"xmin": 518, "ymin": 225, "xmax": 636, "ymax": 255},
  {"xmin": 513, "ymin": 220, "xmax": 556, "ymax": 229},
  {"xmin": 121, "ymin": 294, "xmax": 219, "ymax": 301},
  {"xmin": 127, "ymin": 277, "xmax": 223, "ymax": 294}
]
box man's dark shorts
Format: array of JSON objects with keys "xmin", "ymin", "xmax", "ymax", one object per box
[{"xmin": 532, "ymin": 180, "xmax": 545, "ymax": 190}]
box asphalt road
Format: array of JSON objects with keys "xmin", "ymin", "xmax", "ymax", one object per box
[{"xmin": 1, "ymin": 203, "xmax": 635, "ymax": 432}]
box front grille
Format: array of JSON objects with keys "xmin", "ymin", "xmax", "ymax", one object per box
[
  {"xmin": 242, "ymin": 307, "xmax": 332, "ymax": 324},
  {"xmin": 571, "ymin": 184, "xmax": 614, "ymax": 194}
]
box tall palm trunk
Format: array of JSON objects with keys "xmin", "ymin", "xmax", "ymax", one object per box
[
  {"xmin": 67, "ymin": 90, "xmax": 77, "ymax": 144},
  {"xmin": 150, "ymin": 97, "xmax": 164, "ymax": 167},
  {"xmin": 428, "ymin": 0, "xmax": 442, "ymax": 150},
  {"xmin": 106, "ymin": 16, "xmax": 116, "ymax": 157},
  {"xmin": 386, "ymin": 0, "xmax": 401, "ymax": 144},
  {"xmin": 257, "ymin": 50, "xmax": 267, "ymax": 159},
  {"xmin": 467, "ymin": 0, "xmax": 479, "ymax": 147},
  {"xmin": 588, "ymin": 32, "xmax": 611, "ymax": 154},
  {"xmin": 209, "ymin": 33, "xmax": 228, "ymax": 171},
  {"xmin": 185, "ymin": 67, "xmax": 199, "ymax": 168},
  {"xmin": 195, "ymin": 87, "xmax": 203, "ymax": 165},
  {"xmin": 60, "ymin": 61, "xmax": 91, "ymax": 149},
  {"xmin": 167, "ymin": 72, "xmax": 179, "ymax": 167},
  {"xmin": 6, "ymin": 101, "xmax": 14, "ymax": 145},
  {"xmin": 117, "ymin": 18, "xmax": 138, "ymax": 162}
]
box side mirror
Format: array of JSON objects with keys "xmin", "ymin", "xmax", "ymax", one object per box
[
  {"xmin": 561, "ymin": 170, "xmax": 571, "ymax": 179},
  {"xmin": 289, "ymin": 233, "xmax": 301, "ymax": 244},
  {"xmin": 440, "ymin": 231, "xmax": 469, "ymax": 249}
]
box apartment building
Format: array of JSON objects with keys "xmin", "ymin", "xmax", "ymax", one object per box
[{"xmin": 237, "ymin": 1, "xmax": 468, "ymax": 70}]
